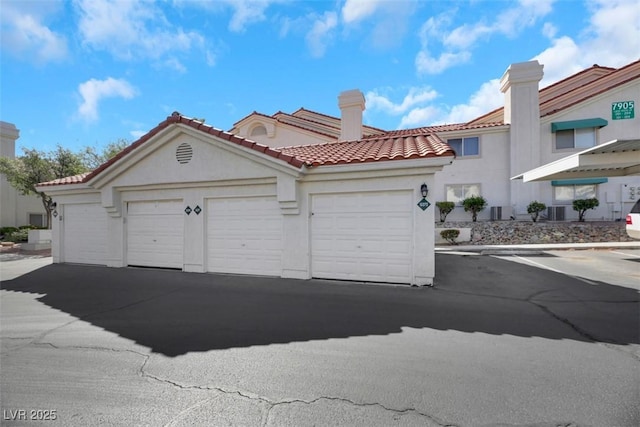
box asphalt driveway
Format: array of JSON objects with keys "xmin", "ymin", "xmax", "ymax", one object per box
[{"xmin": 1, "ymin": 252, "xmax": 639, "ymax": 426}]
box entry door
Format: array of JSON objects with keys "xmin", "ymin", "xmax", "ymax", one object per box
[
  {"xmin": 127, "ymin": 200, "xmax": 184, "ymax": 269},
  {"xmin": 63, "ymin": 203, "xmax": 108, "ymax": 265},
  {"xmin": 311, "ymin": 191, "xmax": 413, "ymax": 283},
  {"xmin": 207, "ymin": 197, "xmax": 282, "ymax": 276}
]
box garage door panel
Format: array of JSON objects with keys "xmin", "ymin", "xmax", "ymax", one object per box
[
  {"xmin": 63, "ymin": 204, "xmax": 107, "ymax": 265},
  {"xmin": 127, "ymin": 200, "xmax": 184, "ymax": 269},
  {"xmin": 207, "ymin": 197, "xmax": 282, "ymax": 276},
  {"xmin": 311, "ymin": 191, "xmax": 413, "ymax": 283}
]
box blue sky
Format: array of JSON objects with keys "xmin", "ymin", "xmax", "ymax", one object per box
[{"xmin": 1, "ymin": 0, "xmax": 639, "ymax": 154}]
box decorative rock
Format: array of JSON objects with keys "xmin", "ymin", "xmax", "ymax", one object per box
[{"xmin": 436, "ymin": 221, "xmax": 634, "ymax": 245}]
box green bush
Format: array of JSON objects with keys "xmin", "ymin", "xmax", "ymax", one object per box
[
  {"xmin": 0, "ymin": 227, "xmax": 19, "ymax": 236},
  {"xmin": 436, "ymin": 201, "xmax": 455, "ymax": 223},
  {"xmin": 6, "ymin": 229, "xmax": 29, "ymax": 242},
  {"xmin": 461, "ymin": 196, "xmax": 487, "ymax": 222},
  {"xmin": 572, "ymin": 198, "xmax": 599, "ymax": 222},
  {"xmin": 527, "ymin": 201, "xmax": 546, "ymax": 222},
  {"xmin": 440, "ymin": 229, "xmax": 460, "ymax": 245},
  {"xmin": 19, "ymin": 224, "xmax": 40, "ymax": 230}
]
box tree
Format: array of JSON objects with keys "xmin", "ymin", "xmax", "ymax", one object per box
[
  {"xmin": 436, "ymin": 201, "xmax": 455, "ymax": 223},
  {"xmin": 572, "ymin": 198, "xmax": 599, "ymax": 222},
  {"xmin": 0, "ymin": 146, "xmax": 88, "ymax": 229},
  {"xmin": 527, "ymin": 201, "xmax": 547, "ymax": 222},
  {"xmin": 461, "ymin": 195, "xmax": 487, "ymax": 222},
  {"xmin": 80, "ymin": 139, "xmax": 129, "ymax": 169}
]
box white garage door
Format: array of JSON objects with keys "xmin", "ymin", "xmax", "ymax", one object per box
[
  {"xmin": 127, "ymin": 200, "xmax": 184, "ymax": 269},
  {"xmin": 311, "ymin": 191, "xmax": 413, "ymax": 283},
  {"xmin": 207, "ymin": 197, "xmax": 282, "ymax": 276},
  {"xmin": 63, "ymin": 203, "xmax": 107, "ymax": 265}
]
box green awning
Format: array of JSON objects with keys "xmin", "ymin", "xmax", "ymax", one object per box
[
  {"xmin": 551, "ymin": 118, "xmax": 608, "ymax": 132},
  {"xmin": 551, "ymin": 178, "xmax": 608, "ymax": 186}
]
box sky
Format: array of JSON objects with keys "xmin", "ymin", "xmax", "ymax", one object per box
[{"xmin": 1, "ymin": 0, "xmax": 639, "ymax": 154}]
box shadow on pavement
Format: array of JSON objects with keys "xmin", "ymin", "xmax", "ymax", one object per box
[{"xmin": 2, "ymin": 254, "xmax": 638, "ymax": 357}]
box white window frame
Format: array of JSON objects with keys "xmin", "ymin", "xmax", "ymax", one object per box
[
  {"xmin": 445, "ymin": 184, "xmax": 481, "ymax": 206},
  {"xmin": 447, "ymin": 136, "xmax": 480, "ymax": 157},
  {"xmin": 553, "ymin": 184, "xmax": 597, "ymax": 205}
]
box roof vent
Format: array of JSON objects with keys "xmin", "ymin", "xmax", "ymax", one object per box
[{"xmin": 176, "ymin": 142, "xmax": 193, "ymax": 164}]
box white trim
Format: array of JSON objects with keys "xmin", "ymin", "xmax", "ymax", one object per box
[{"xmin": 513, "ymin": 139, "xmax": 640, "ymax": 182}]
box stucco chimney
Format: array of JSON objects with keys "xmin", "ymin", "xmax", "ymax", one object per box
[
  {"xmin": 338, "ymin": 89, "xmax": 365, "ymax": 141},
  {"xmin": 500, "ymin": 60, "xmax": 544, "ymax": 216}
]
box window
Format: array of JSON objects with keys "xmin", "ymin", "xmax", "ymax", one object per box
[
  {"xmin": 250, "ymin": 125, "xmax": 267, "ymax": 136},
  {"xmin": 29, "ymin": 213, "xmax": 46, "ymax": 228},
  {"xmin": 554, "ymin": 184, "xmax": 597, "ymax": 204},
  {"xmin": 555, "ymin": 128, "xmax": 596, "ymax": 150},
  {"xmin": 446, "ymin": 184, "xmax": 481, "ymax": 205},
  {"xmin": 447, "ymin": 137, "xmax": 479, "ymax": 157}
]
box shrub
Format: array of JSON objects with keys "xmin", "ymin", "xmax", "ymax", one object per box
[
  {"xmin": 436, "ymin": 201, "xmax": 455, "ymax": 223},
  {"xmin": 6, "ymin": 229, "xmax": 29, "ymax": 242},
  {"xmin": 0, "ymin": 227, "xmax": 19, "ymax": 236},
  {"xmin": 18, "ymin": 224, "xmax": 39, "ymax": 230},
  {"xmin": 527, "ymin": 201, "xmax": 547, "ymax": 222},
  {"xmin": 461, "ymin": 196, "xmax": 487, "ymax": 222},
  {"xmin": 440, "ymin": 229, "xmax": 460, "ymax": 245},
  {"xmin": 572, "ymin": 198, "xmax": 599, "ymax": 222}
]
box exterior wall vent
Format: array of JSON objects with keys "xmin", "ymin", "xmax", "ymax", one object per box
[{"xmin": 176, "ymin": 143, "xmax": 193, "ymax": 164}]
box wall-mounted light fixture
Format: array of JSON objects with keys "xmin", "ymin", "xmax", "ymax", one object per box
[{"xmin": 420, "ymin": 183, "xmax": 429, "ymax": 198}]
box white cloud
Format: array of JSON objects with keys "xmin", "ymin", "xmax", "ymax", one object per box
[
  {"xmin": 306, "ymin": 11, "xmax": 338, "ymax": 58},
  {"xmin": 0, "ymin": 1, "xmax": 68, "ymax": 63},
  {"xmin": 416, "ymin": 0, "xmax": 555, "ymax": 74},
  {"xmin": 342, "ymin": 0, "xmax": 383, "ymax": 24},
  {"xmin": 77, "ymin": 77, "xmax": 138, "ymax": 122},
  {"xmin": 74, "ymin": 0, "xmax": 208, "ymax": 69},
  {"xmin": 130, "ymin": 130, "xmax": 147, "ymax": 139},
  {"xmin": 535, "ymin": 0, "xmax": 640, "ymax": 87},
  {"xmin": 415, "ymin": 50, "xmax": 471, "ymax": 75},
  {"xmin": 398, "ymin": 106, "xmax": 441, "ymax": 128},
  {"xmin": 225, "ymin": 0, "xmax": 271, "ymax": 32},
  {"xmin": 367, "ymin": 87, "xmax": 439, "ymax": 115},
  {"xmin": 541, "ymin": 22, "xmax": 557, "ymax": 39}
]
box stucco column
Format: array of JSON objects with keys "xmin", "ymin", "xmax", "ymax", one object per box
[{"xmin": 501, "ymin": 61, "xmax": 544, "ymax": 216}]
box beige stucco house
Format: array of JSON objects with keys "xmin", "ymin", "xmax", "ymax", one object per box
[{"xmin": 1, "ymin": 121, "xmax": 48, "ymax": 228}]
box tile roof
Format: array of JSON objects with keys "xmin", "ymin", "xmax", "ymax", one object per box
[
  {"xmin": 278, "ymin": 132, "xmax": 454, "ymax": 166},
  {"xmin": 231, "ymin": 107, "xmax": 385, "ymax": 140},
  {"xmin": 38, "ymin": 113, "xmax": 454, "ymax": 187},
  {"xmin": 39, "ymin": 173, "xmax": 90, "ymax": 187},
  {"xmin": 381, "ymin": 122, "xmax": 506, "ymax": 136}
]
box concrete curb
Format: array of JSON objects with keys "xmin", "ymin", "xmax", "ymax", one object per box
[{"xmin": 436, "ymin": 241, "xmax": 640, "ymax": 255}]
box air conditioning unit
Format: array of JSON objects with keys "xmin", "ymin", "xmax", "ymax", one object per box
[
  {"xmin": 490, "ymin": 206, "xmax": 502, "ymax": 221},
  {"xmin": 547, "ymin": 206, "xmax": 566, "ymax": 221},
  {"xmin": 490, "ymin": 206, "xmax": 513, "ymax": 221}
]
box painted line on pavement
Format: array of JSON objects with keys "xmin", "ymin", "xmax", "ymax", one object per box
[
  {"xmin": 611, "ymin": 250, "xmax": 640, "ymax": 258},
  {"xmin": 511, "ymin": 255, "xmax": 599, "ymax": 286}
]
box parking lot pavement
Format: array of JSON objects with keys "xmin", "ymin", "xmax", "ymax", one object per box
[{"xmin": 1, "ymin": 251, "xmax": 639, "ymax": 426}]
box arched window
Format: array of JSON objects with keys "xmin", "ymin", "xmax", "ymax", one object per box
[{"xmin": 250, "ymin": 125, "xmax": 267, "ymax": 137}]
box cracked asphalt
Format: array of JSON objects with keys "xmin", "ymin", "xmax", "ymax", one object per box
[{"xmin": 1, "ymin": 250, "xmax": 639, "ymax": 426}]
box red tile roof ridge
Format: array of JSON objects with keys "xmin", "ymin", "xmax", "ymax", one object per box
[
  {"xmin": 282, "ymin": 108, "xmax": 386, "ymax": 134},
  {"xmin": 39, "ymin": 172, "xmax": 91, "ymax": 186},
  {"xmin": 41, "ymin": 112, "xmax": 307, "ymax": 187}
]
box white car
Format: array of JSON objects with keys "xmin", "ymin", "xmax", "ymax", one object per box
[{"xmin": 626, "ymin": 199, "xmax": 640, "ymax": 240}]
